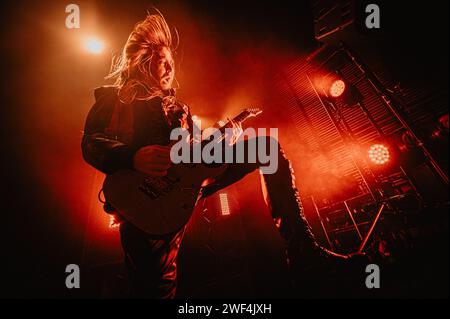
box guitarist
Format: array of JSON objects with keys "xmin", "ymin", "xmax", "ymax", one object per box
[{"xmin": 81, "ymin": 11, "xmax": 364, "ymax": 299}]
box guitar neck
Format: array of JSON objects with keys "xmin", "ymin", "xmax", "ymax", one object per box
[
  {"xmin": 192, "ymin": 108, "xmax": 261, "ymax": 145},
  {"xmin": 217, "ymin": 110, "xmax": 253, "ymax": 134}
]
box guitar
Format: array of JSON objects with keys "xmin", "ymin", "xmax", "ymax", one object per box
[{"xmin": 103, "ymin": 108, "xmax": 262, "ymax": 235}]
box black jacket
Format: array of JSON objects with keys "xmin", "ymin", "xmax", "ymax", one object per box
[{"xmin": 81, "ymin": 86, "xmax": 187, "ymax": 174}]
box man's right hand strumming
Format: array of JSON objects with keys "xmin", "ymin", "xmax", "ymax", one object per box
[{"xmin": 133, "ymin": 145, "xmax": 172, "ymax": 177}]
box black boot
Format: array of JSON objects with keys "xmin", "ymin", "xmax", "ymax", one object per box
[{"xmin": 260, "ymin": 146, "xmax": 368, "ymax": 277}]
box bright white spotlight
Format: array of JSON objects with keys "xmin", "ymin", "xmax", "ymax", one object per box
[
  {"xmin": 84, "ymin": 37, "xmax": 104, "ymax": 54},
  {"xmin": 368, "ymin": 144, "xmax": 390, "ymax": 165}
]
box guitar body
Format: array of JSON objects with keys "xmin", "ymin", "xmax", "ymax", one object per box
[
  {"xmin": 103, "ymin": 107, "xmax": 262, "ymax": 236},
  {"xmin": 103, "ymin": 163, "xmax": 227, "ymax": 235}
]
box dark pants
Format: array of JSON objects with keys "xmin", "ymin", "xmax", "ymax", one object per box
[
  {"xmin": 119, "ymin": 222, "xmax": 184, "ymax": 299},
  {"xmin": 119, "ymin": 136, "xmax": 305, "ymax": 298}
]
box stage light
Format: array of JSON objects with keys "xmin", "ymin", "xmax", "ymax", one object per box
[
  {"xmin": 219, "ymin": 193, "xmax": 230, "ymax": 215},
  {"xmin": 84, "ymin": 37, "xmax": 104, "ymax": 54},
  {"xmin": 368, "ymin": 144, "xmax": 390, "ymax": 165},
  {"xmin": 329, "ymin": 79, "xmax": 346, "ymax": 98},
  {"xmin": 315, "ymin": 73, "xmax": 363, "ymax": 106},
  {"xmin": 431, "ymin": 130, "xmax": 441, "ymax": 139}
]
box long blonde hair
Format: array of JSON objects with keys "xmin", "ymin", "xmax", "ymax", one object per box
[{"xmin": 107, "ymin": 10, "xmax": 178, "ymax": 104}]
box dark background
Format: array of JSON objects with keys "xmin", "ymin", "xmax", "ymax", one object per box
[{"xmin": 0, "ymin": 0, "xmax": 448, "ymax": 298}]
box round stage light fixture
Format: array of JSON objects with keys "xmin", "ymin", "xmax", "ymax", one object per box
[
  {"xmin": 368, "ymin": 144, "xmax": 390, "ymax": 165},
  {"xmin": 329, "ymin": 79, "xmax": 346, "ymax": 98}
]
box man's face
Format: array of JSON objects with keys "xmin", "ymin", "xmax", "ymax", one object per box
[{"xmin": 150, "ymin": 46, "xmax": 175, "ymax": 91}]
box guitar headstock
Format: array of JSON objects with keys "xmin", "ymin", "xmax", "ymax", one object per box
[{"xmin": 244, "ymin": 107, "xmax": 262, "ymax": 117}]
